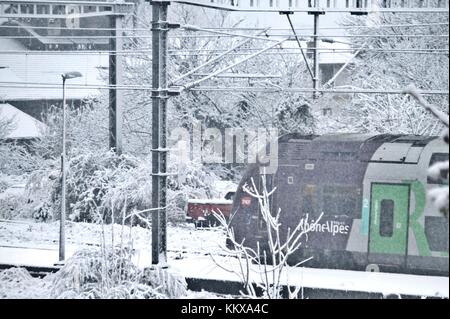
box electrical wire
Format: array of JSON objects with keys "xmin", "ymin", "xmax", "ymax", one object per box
[
  {"xmin": 0, "ymin": 48, "xmax": 447, "ymax": 55},
  {"xmin": 0, "ymin": 33, "xmax": 447, "ymax": 40},
  {"xmin": 0, "ymin": 22, "xmax": 447, "ymax": 32},
  {"xmin": 0, "ymin": 81, "xmax": 447, "ymax": 95}
]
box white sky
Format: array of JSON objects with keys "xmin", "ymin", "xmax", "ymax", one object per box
[{"xmin": 228, "ymin": 11, "xmax": 347, "ymax": 33}]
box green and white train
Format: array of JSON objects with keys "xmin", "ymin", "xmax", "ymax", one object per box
[{"xmin": 229, "ymin": 134, "xmax": 449, "ymax": 275}]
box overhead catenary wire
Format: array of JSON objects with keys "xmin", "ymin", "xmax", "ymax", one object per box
[
  {"xmin": 0, "ymin": 22, "xmax": 447, "ymax": 32},
  {"xmin": 0, "ymin": 47, "xmax": 447, "ymax": 55},
  {"xmin": 0, "ymin": 81, "xmax": 447, "ymax": 95},
  {"xmin": 188, "ymin": 87, "xmax": 450, "ymax": 95},
  {"xmin": 0, "ymin": 33, "xmax": 448, "ymax": 40}
]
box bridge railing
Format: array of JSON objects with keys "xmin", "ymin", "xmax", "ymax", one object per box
[
  {"xmin": 0, "ymin": 0, "xmax": 134, "ymax": 19},
  {"xmin": 166, "ymin": 0, "xmax": 449, "ymax": 12}
]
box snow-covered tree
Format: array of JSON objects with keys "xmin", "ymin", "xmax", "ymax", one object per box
[
  {"xmin": 405, "ymin": 85, "xmax": 449, "ymax": 216},
  {"xmin": 0, "ymin": 110, "xmax": 15, "ymax": 139},
  {"xmin": 318, "ymin": 12, "xmax": 448, "ymax": 135}
]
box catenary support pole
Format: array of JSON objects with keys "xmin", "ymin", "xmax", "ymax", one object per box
[
  {"xmin": 151, "ymin": 0, "xmax": 169, "ymax": 266},
  {"xmin": 313, "ymin": 12, "xmax": 321, "ymax": 99},
  {"xmin": 109, "ymin": 13, "xmax": 124, "ymax": 154},
  {"xmin": 158, "ymin": 0, "xmax": 169, "ymax": 266},
  {"xmin": 59, "ymin": 77, "xmax": 67, "ymax": 262}
]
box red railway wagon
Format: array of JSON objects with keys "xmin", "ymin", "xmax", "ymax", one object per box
[{"xmin": 186, "ymin": 193, "xmax": 235, "ymax": 227}]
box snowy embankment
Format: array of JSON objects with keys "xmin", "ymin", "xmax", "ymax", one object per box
[
  {"xmin": 171, "ymin": 255, "xmax": 449, "ymax": 299},
  {"xmin": 0, "ymin": 220, "xmax": 448, "ymax": 299},
  {"xmin": 0, "ymin": 219, "xmax": 227, "ymax": 299},
  {"xmin": 0, "ymin": 219, "xmax": 226, "ymax": 264}
]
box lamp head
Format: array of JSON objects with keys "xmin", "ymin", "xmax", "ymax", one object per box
[{"xmin": 62, "ymin": 71, "xmax": 83, "ymax": 80}]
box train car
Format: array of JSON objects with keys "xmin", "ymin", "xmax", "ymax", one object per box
[
  {"xmin": 228, "ymin": 134, "xmax": 449, "ymax": 276},
  {"xmin": 186, "ymin": 197, "xmax": 233, "ymax": 227}
]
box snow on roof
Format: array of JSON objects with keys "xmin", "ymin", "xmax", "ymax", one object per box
[
  {"xmin": 0, "ymin": 38, "xmax": 108, "ymax": 101},
  {"xmin": 0, "ymin": 103, "xmax": 47, "ymax": 139},
  {"xmin": 315, "ymin": 133, "xmax": 379, "ymax": 143},
  {"xmin": 188, "ymin": 199, "xmax": 232, "ymax": 205}
]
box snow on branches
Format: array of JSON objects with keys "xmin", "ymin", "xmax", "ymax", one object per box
[{"xmin": 404, "ymin": 85, "xmax": 449, "ymax": 216}]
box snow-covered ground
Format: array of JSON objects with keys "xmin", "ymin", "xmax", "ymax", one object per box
[
  {"xmin": 0, "ymin": 219, "xmax": 448, "ymax": 299},
  {"xmin": 0, "ymin": 219, "xmax": 227, "ymax": 264},
  {"xmin": 171, "ymin": 255, "xmax": 449, "ymax": 299}
]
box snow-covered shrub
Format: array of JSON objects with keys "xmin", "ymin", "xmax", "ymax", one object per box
[
  {"xmin": 0, "ymin": 268, "xmax": 50, "ymax": 299},
  {"xmin": 24, "ymin": 141, "xmax": 226, "ymax": 225},
  {"xmin": 167, "ymin": 159, "xmax": 219, "ymax": 223},
  {"xmin": 24, "ymin": 167, "xmax": 59, "ymax": 222},
  {"xmin": 0, "ymin": 175, "xmax": 10, "ymax": 193},
  {"xmin": 44, "ymin": 149, "xmax": 223, "ymax": 224},
  {"xmin": 48, "ymin": 150, "xmax": 148, "ymax": 223},
  {"xmin": 0, "ymin": 144, "xmax": 36, "ymax": 175},
  {"xmin": 0, "ymin": 193, "xmax": 23, "ymax": 220},
  {"xmin": 141, "ymin": 267, "xmax": 188, "ymax": 299},
  {"xmin": 50, "ymin": 248, "xmax": 187, "ymax": 299},
  {"xmin": 31, "ymin": 202, "xmax": 53, "ymax": 222},
  {"xmin": 0, "ymin": 176, "xmax": 34, "ymax": 220}
]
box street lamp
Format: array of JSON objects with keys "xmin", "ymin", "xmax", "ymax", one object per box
[{"xmin": 59, "ymin": 71, "xmax": 82, "ymax": 263}]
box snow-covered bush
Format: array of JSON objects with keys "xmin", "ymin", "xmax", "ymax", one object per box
[
  {"xmin": 167, "ymin": 159, "xmax": 220, "ymax": 223},
  {"xmin": 0, "ymin": 268, "xmax": 50, "ymax": 299},
  {"xmin": 37, "ymin": 148, "xmax": 222, "ymax": 225},
  {"xmin": 0, "ymin": 174, "xmax": 10, "ymax": 193},
  {"xmin": 0, "ymin": 193, "xmax": 23, "ymax": 220},
  {"xmin": 49, "ymin": 150, "xmax": 148, "ymax": 223},
  {"xmin": 50, "ymin": 248, "xmax": 187, "ymax": 299},
  {"xmin": 0, "ymin": 175, "xmax": 31, "ymax": 220},
  {"xmin": 0, "ymin": 249, "xmax": 188, "ymax": 299},
  {"xmin": 0, "ymin": 143, "xmax": 40, "ymax": 175},
  {"xmin": 24, "ymin": 166, "xmax": 59, "ymax": 222}
]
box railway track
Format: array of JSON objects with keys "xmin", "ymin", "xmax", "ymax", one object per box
[{"xmin": 0, "ymin": 263, "xmax": 60, "ymax": 278}]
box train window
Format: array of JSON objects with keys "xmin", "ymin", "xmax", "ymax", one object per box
[
  {"xmin": 425, "ymin": 216, "xmax": 449, "ymax": 252},
  {"xmin": 322, "ymin": 185, "xmax": 359, "ymax": 217},
  {"xmin": 379, "ymin": 199, "xmax": 394, "ymax": 237},
  {"xmin": 428, "ymin": 153, "xmax": 449, "ymax": 185}
]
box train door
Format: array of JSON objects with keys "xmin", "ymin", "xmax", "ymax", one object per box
[{"xmin": 369, "ymin": 183, "xmax": 410, "ymax": 264}]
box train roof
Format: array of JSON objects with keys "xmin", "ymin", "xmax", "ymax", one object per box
[
  {"xmin": 277, "ymin": 133, "xmax": 442, "ymax": 164},
  {"xmin": 280, "ymin": 133, "xmax": 439, "ymax": 145},
  {"xmin": 314, "ymin": 133, "xmax": 378, "ymax": 143}
]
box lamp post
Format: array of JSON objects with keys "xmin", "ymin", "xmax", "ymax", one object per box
[{"xmin": 59, "ymin": 71, "xmax": 82, "ymax": 263}]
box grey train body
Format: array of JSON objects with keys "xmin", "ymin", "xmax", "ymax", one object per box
[{"xmin": 228, "ymin": 134, "xmax": 449, "ymax": 276}]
